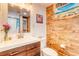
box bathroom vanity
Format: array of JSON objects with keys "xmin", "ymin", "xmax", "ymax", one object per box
[
  {"xmin": 0, "ymin": 36, "xmax": 40, "ymax": 56},
  {"xmin": 0, "ymin": 42, "xmax": 40, "ymax": 56}
]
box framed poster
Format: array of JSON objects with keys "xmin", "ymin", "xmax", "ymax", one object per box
[
  {"xmin": 36, "ymin": 14, "xmax": 43, "ymax": 23},
  {"xmin": 56, "ymin": 3, "xmax": 67, "ymax": 8}
]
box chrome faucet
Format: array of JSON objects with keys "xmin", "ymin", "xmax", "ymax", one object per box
[{"xmin": 17, "ymin": 33, "xmax": 24, "ymax": 39}]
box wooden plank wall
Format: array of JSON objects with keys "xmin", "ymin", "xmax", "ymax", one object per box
[{"xmin": 46, "ymin": 4, "xmax": 79, "ymax": 56}]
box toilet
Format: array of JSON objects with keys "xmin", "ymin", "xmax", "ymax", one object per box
[
  {"xmin": 41, "ymin": 38, "xmax": 58, "ymax": 56},
  {"xmin": 41, "ymin": 47, "xmax": 58, "ymax": 56}
]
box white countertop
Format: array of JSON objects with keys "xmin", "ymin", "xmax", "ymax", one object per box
[{"xmin": 0, "ymin": 35, "xmax": 40, "ymax": 52}]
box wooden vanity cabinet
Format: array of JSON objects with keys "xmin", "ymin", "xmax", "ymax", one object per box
[{"xmin": 0, "ymin": 42, "xmax": 40, "ymax": 56}]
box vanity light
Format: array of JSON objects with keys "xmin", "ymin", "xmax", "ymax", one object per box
[{"xmin": 23, "ymin": 12, "xmax": 27, "ymax": 15}]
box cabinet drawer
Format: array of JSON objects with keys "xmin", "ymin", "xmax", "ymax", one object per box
[
  {"xmin": 33, "ymin": 42, "xmax": 40, "ymax": 47},
  {"xmin": 0, "ymin": 45, "xmax": 27, "ymax": 56},
  {"xmin": 26, "ymin": 47, "xmax": 40, "ymax": 56},
  {"xmin": 9, "ymin": 46, "xmax": 27, "ymax": 56},
  {"xmin": 0, "ymin": 50, "xmax": 10, "ymax": 56},
  {"xmin": 14, "ymin": 51, "xmax": 27, "ymax": 56},
  {"xmin": 26, "ymin": 42, "xmax": 40, "ymax": 51},
  {"xmin": 10, "ymin": 45, "xmax": 26, "ymax": 52}
]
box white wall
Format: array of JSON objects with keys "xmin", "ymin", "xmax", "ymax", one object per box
[
  {"xmin": 30, "ymin": 4, "xmax": 46, "ymax": 48},
  {"xmin": 8, "ymin": 4, "xmax": 46, "ymax": 38},
  {"xmin": 30, "ymin": 4, "xmax": 46, "ymax": 38}
]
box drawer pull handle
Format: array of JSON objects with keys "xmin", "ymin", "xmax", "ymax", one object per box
[{"xmin": 10, "ymin": 51, "xmax": 19, "ymax": 56}]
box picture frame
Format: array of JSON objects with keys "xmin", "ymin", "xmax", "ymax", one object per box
[{"xmin": 36, "ymin": 14, "xmax": 43, "ymax": 23}]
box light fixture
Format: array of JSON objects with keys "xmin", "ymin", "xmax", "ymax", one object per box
[{"xmin": 23, "ymin": 12, "xmax": 27, "ymax": 15}]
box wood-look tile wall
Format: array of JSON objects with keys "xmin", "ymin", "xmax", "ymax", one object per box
[{"xmin": 46, "ymin": 4, "xmax": 79, "ymax": 56}]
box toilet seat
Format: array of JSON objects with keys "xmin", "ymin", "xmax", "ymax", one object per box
[{"xmin": 41, "ymin": 48, "xmax": 58, "ymax": 56}]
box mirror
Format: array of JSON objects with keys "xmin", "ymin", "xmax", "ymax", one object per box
[{"xmin": 8, "ymin": 4, "xmax": 30, "ymax": 34}]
